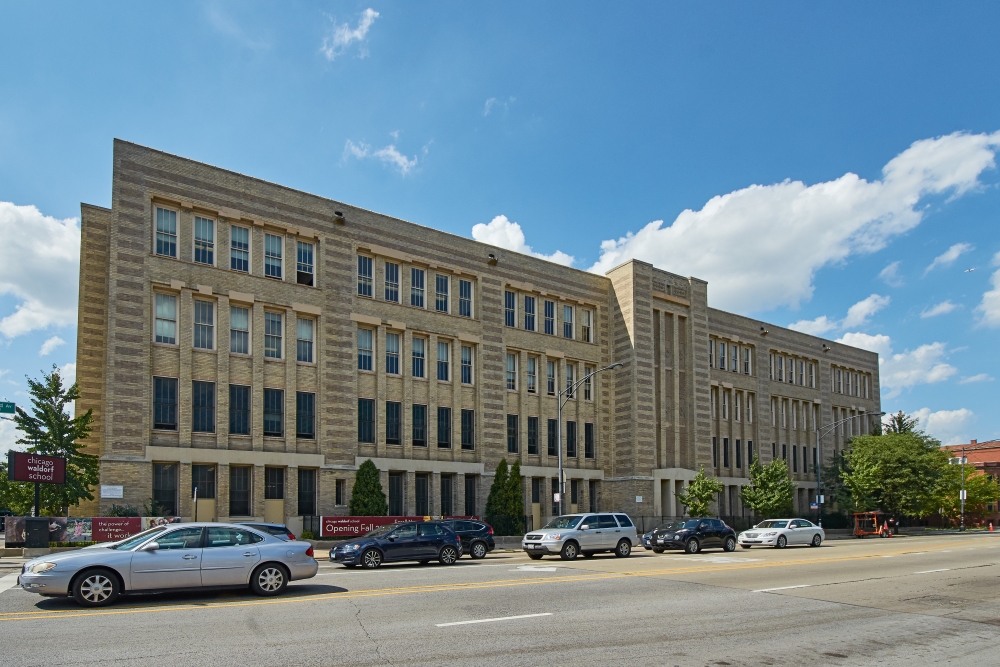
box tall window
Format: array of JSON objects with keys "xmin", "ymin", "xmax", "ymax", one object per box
[
  {"xmin": 155, "ymin": 207, "xmax": 177, "ymax": 257},
  {"xmin": 229, "ymin": 384, "xmax": 250, "ymax": 435},
  {"xmin": 412, "ymin": 338, "xmax": 425, "ymax": 377},
  {"xmin": 731, "ymin": 345, "xmax": 739, "ymax": 372},
  {"xmin": 358, "ymin": 398, "xmax": 375, "ymax": 443},
  {"xmin": 710, "ymin": 339, "xmax": 715, "ymax": 368},
  {"xmin": 787, "ymin": 357, "xmax": 794, "ymax": 383},
  {"xmin": 264, "ymin": 233, "xmax": 283, "ymax": 279},
  {"xmin": 192, "ymin": 465, "xmax": 216, "ymax": 500},
  {"xmin": 386, "ymin": 401, "xmax": 401, "ymax": 444},
  {"xmin": 584, "ymin": 366, "xmax": 593, "ymax": 400},
  {"xmin": 155, "ymin": 293, "xmax": 177, "ymax": 344},
  {"xmin": 415, "ymin": 474, "xmax": 429, "ymax": 516},
  {"xmin": 357, "ymin": 328, "xmax": 373, "ymax": 371},
  {"xmin": 524, "ymin": 296, "xmax": 536, "ymax": 331},
  {"xmin": 296, "ymin": 391, "xmax": 315, "ymax": 439},
  {"xmin": 722, "ymin": 391, "xmax": 729, "ymax": 419},
  {"xmin": 440, "ymin": 476, "xmax": 453, "ymax": 516},
  {"xmin": 584, "ymin": 422, "xmax": 595, "ymax": 459},
  {"xmin": 435, "ymin": 274, "xmax": 449, "ymax": 312},
  {"xmin": 581, "ymin": 309, "xmax": 592, "ymax": 343},
  {"xmin": 461, "ymin": 345, "xmax": 473, "ymax": 384},
  {"xmin": 506, "ymin": 352, "xmax": 517, "ymax": 390},
  {"xmin": 747, "ymin": 394, "xmax": 754, "ymax": 423},
  {"xmin": 735, "ymin": 391, "xmax": 742, "ymax": 422},
  {"xmin": 566, "ymin": 420, "xmax": 577, "ymax": 457},
  {"xmin": 298, "ymin": 469, "xmax": 316, "ymax": 516},
  {"xmin": 296, "ymin": 241, "xmax": 314, "ymax": 286},
  {"xmin": 718, "ymin": 342, "xmax": 726, "ymax": 370},
  {"xmin": 544, "ymin": 300, "xmax": 555, "ymax": 335},
  {"xmin": 297, "ymin": 318, "xmax": 314, "ymax": 363},
  {"xmin": 527, "ymin": 416, "xmax": 539, "ymax": 454},
  {"xmin": 386, "ymin": 333, "xmax": 400, "ymax": 375},
  {"xmin": 507, "ymin": 414, "xmax": 519, "ymax": 453},
  {"xmin": 799, "ymin": 360, "xmax": 805, "ymax": 386},
  {"xmin": 437, "ymin": 407, "xmax": 451, "ymax": 448},
  {"xmin": 723, "ymin": 437, "xmax": 730, "ymax": 467},
  {"xmin": 265, "ymin": 467, "xmax": 285, "ymax": 501},
  {"xmin": 412, "ymin": 404, "xmax": 426, "ymax": 446},
  {"xmin": 459, "ymin": 279, "xmax": 472, "ymax": 317},
  {"xmin": 437, "ymin": 341, "xmax": 450, "ymax": 381},
  {"xmin": 461, "ymin": 409, "xmax": 475, "ymax": 450},
  {"xmin": 527, "ymin": 357, "xmax": 537, "ymax": 393},
  {"xmin": 862, "ymin": 375, "xmax": 869, "ymax": 398},
  {"xmin": 743, "ymin": 348, "xmax": 752, "ymax": 375},
  {"xmin": 547, "ymin": 418, "xmax": 558, "ymax": 456},
  {"xmin": 264, "ymin": 312, "xmax": 283, "ymax": 358},
  {"xmin": 263, "ymin": 389, "xmax": 284, "ymax": 437},
  {"xmin": 230, "ymin": 306, "xmax": 249, "ymax": 354},
  {"xmin": 230, "ymin": 226, "xmax": 249, "ymax": 272},
  {"xmin": 384, "ymin": 262, "xmax": 400, "ymax": 302},
  {"xmin": 505, "ymin": 291, "xmax": 516, "ymax": 327},
  {"xmin": 777, "ymin": 356, "xmax": 784, "ymax": 382},
  {"xmin": 153, "ymin": 463, "xmax": 178, "ymax": 516},
  {"xmin": 411, "ymin": 268, "xmax": 425, "ymax": 307},
  {"xmin": 566, "ymin": 363, "xmax": 575, "ymax": 398},
  {"xmin": 547, "ymin": 360, "xmax": 556, "ymax": 395},
  {"xmin": 357, "ymin": 255, "xmax": 373, "ymax": 296},
  {"xmin": 712, "ymin": 437, "xmax": 718, "ymax": 467},
  {"xmin": 153, "ymin": 377, "xmax": 177, "ymax": 430},
  {"xmin": 229, "ymin": 466, "xmax": 250, "ymax": 516},
  {"xmin": 192, "ymin": 381, "xmax": 215, "ymax": 433},
  {"xmin": 809, "ymin": 363, "xmax": 816, "ymax": 388},
  {"xmin": 563, "ymin": 305, "xmax": 574, "ymax": 338},
  {"xmin": 748, "ymin": 440, "xmax": 754, "ymax": 466},
  {"xmin": 193, "ymin": 301, "xmax": 214, "ymax": 350},
  {"xmin": 194, "ymin": 216, "xmax": 214, "ymax": 265}
]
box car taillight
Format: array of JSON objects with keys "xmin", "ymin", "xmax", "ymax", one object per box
[
  {"xmin": 305, "ymin": 545, "xmax": 314, "ymax": 558},
  {"xmin": 487, "ymin": 526, "xmax": 494, "ymax": 535},
  {"xmin": 287, "ymin": 532, "xmax": 296, "ymax": 540}
]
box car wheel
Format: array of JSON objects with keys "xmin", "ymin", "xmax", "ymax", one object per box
[
  {"xmin": 811, "ymin": 534, "xmax": 822, "ymax": 547},
  {"xmin": 652, "ymin": 548, "xmax": 664, "ymax": 554},
  {"xmin": 439, "ymin": 545, "xmax": 459, "ymax": 565},
  {"xmin": 615, "ymin": 539, "xmax": 632, "ymax": 558},
  {"xmin": 250, "ymin": 564, "xmax": 288, "ymax": 596},
  {"xmin": 470, "ymin": 541, "xmax": 488, "ymax": 559},
  {"xmin": 72, "ymin": 569, "xmax": 120, "ymax": 607},
  {"xmin": 361, "ymin": 548, "xmax": 383, "ymax": 569},
  {"xmin": 560, "ymin": 541, "xmax": 579, "ymax": 560},
  {"xmin": 527, "ymin": 553, "xmax": 544, "ymax": 560},
  {"xmin": 776, "ymin": 535, "xmax": 787, "ymax": 549},
  {"xmin": 723, "ymin": 537, "xmax": 737, "ymax": 552},
  {"xmin": 740, "ymin": 545, "xmax": 751, "ymax": 549},
  {"xmin": 685, "ymin": 538, "xmax": 700, "ymax": 554}
]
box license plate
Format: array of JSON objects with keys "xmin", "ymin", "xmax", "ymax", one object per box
[
  {"xmin": 526, "ymin": 544, "xmax": 540, "ymax": 549},
  {"xmin": 657, "ymin": 539, "xmax": 664, "ymax": 544}
]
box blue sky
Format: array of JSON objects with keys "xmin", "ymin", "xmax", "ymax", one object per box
[{"xmin": 2, "ymin": 2, "xmax": 999, "ymax": 450}]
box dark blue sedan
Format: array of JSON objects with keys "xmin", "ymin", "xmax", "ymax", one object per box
[{"xmin": 331, "ymin": 522, "xmax": 463, "ymax": 568}]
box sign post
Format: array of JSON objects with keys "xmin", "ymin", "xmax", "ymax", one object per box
[{"xmin": 7, "ymin": 451, "xmax": 67, "ymax": 517}]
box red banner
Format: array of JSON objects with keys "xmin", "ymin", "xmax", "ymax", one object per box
[
  {"xmin": 7, "ymin": 452, "xmax": 66, "ymax": 484},
  {"xmin": 92, "ymin": 517, "xmax": 142, "ymax": 542},
  {"xmin": 320, "ymin": 516, "xmax": 477, "ymax": 538}
]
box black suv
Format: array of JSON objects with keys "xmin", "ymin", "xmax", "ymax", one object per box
[
  {"xmin": 642, "ymin": 518, "xmax": 736, "ymax": 553},
  {"xmin": 439, "ymin": 520, "xmax": 495, "ymax": 559}
]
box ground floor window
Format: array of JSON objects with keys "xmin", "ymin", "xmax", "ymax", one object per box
[
  {"xmin": 152, "ymin": 463, "xmax": 177, "ymax": 516},
  {"xmin": 298, "ymin": 468, "xmax": 316, "ymax": 515},
  {"xmin": 464, "ymin": 475, "xmax": 477, "ymax": 517},
  {"xmin": 230, "ymin": 466, "xmax": 251, "ymax": 516},
  {"xmin": 389, "ymin": 472, "xmax": 404, "ymax": 515}
]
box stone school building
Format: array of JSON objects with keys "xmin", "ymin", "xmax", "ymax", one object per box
[{"xmin": 74, "ymin": 140, "xmax": 881, "ymax": 532}]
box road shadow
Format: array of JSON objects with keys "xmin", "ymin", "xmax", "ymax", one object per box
[{"xmin": 30, "ymin": 584, "xmax": 348, "ymax": 610}]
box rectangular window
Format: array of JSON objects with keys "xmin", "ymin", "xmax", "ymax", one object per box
[
  {"xmin": 465, "ymin": 476, "xmax": 477, "ymax": 516},
  {"xmin": 297, "ymin": 241, "xmax": 314, "ymax": 286},
  {"xmin": 298, "ymin": 468, "xmax": 316, "ymax": 515},
  {"xmin": 803, "ymin": 445, "xmax": 808, "ymax": 473},
  {"xmin": 264, "ymin": 233, "xmax": 283, "ymax": 279},
  {"xmin": 459, "ymin": 279, "xmax": 472, "ymax": 317},
  {"xmin": 777, "ymin": 356, "xmax": 784, "ymax": 382},
  {"xmin": 192, "ymin": 381, "xmax": 215, "ymax": 433},
  {"xmin": 544, "ymin": 300, "xmax": 555, "ymax": 335},
  {"xmin": 296, "ymin": 391, "xmax": 315, "ymax": 439},
  {"xmin": 506, "ymin": 352, "xmax": 517, "ymax": 390},
  {"xmin": 437, "ymin": 341, "xmax": 450, "ymax": 381},
  {"xmin": 792, "ymin": 445, "xmax": 798, "ymax": 473},
  {"xmin": 412, "ymin": 337, "xmax": 425, "ymax": 378},
  {"xmin": 563, "ymin": 305, "xmax": 574, "ymax": 338},
  {"xmin": 744, "ymin": 348, "xmax": 752, "ymax": 375},
  {"xmin": 357, "ymin": 255, "xmax": 373, "ymax": 296},
  {"xmin": 581, "ymin": 309, "xmax": 593, "ymax": 343},
  {"xmin": 263, "ymin": 388, "xmax": 284, "ymax": 437},
  {"xmin": 532, "ymin": 478, "xmax": 541, "ymax": 504},
  {"xmin": 264, "ymin": 312, "xmax": 282, "ymax": 359},
  {"xmin": 411, "ymin": 268, "xmax": 425, "ymax": 307},
  {"xmin": 192, "ymin": 465, "xmax": 216, "ymax": 500},
  {"xmin": 230, "ymin": 226, "xmax": 249, "ymax": 272},
  {"xmin": 747, "ymin": 394, "xmax": 753, "ymax": 423},
  {"xmin": 566, "ymin": 420, "xmax": 577, "ymax": 457},
  {"xmin": 229, "ymin": 466, "xmax": 251, "ymax": 516},
  {"xmin": 735, "ymin": 392, "xmax": 741, "ymax": 422},
  {"xmin": 723, "ymin": 437, "xmax": 730, "ymax": 467},
  {"xmin": 437, "ymin": 407, "xmax": 451, "ymax": 448},
  {"xmin": 547, "ymin": 360, "xmax": 556, "ymax": 395},
  {"xmin": 153, "ymin": 377, "xmax": 178, "ymax": 430},
  {"xmin": 386, "ymin": 333, "xmax": 400, "ymax": 375},
  {"xmin": 357, "ymin": 328, "xmax": 373, "ymax": 371},
  {"xmin": 193, "ymin": 300, "xmax": 214, "ymax": 350},
  {"xmin": 524, "ymin": 296, "xmax": 536, "ymax": 331},
  {"xmin": 384, "ymin": 262, "xmax": 400, "ymax": 302},
  {"xmin": 722, "ymin": 390, "xmax": 729, "ymax": 419},
  {"xmin": 799, "ymin": 361, "xmax": 805, "ymax": 386},
  {"xmin": 155, "ymin": 207, "xmax": 177, "ymax": 258},
  {"xmin": 768, "ymin": 353, "xmax": 773, "ymax": 380},
  {"xmin": 415, "ymin": 474, "xmax": 428, "ymax": 516},
  {"xmin": 527, "ymin": 357, "xmax": 537, "ymax": 393},
  {"xmin": 230, "ymin": 306, "xmax": 249, "ymax": 354},
  {"xmin": 736, "ymin": 438, "xmax": 742, "ymax": 469},
  {"xmin": 389, "ymin": 473, "xmax": 404, "ymax": 515},
  {"xmin": 461, "ymin": 409, "xmax": 475, "ymax": 450},
  {"xmin": 571, "ymin": 480, "xmax": 580, "ymax": 505},
  {"xmin": 229, "ymin": 384, "xmax": 250, "ymax": 435},
  {"xmin": 712, "ymin": 436, "xmax": 718, "ymax": 467},
  {"xmin": 357, "ymin": 398, "xmax": 375, "ymax": 443},
  {"xmin": 566, "ymin": 363, "xmax": 575, "ymax": 398},
  {"xmin": 781, "ymin": 400, "xmax": 787, "ymax": 428},
  {"xmin": 297, "ymin": 318, "xmax": 314, "ymax": 363},
  {"xmin": 194, "ymin": 216, "xmax": 214, "ymax": 265},
  {"xmin": 461, "ymin": 345, "xmax": 473, "ymax": 384},
  {"xmin": 711, "ymin": 388, "xmax": 717, "ymax": 418},
  {"xmin": 435, "ymin": 274, "xmax": 449, "ymax": 312},
  {"xmin": 782, "ymin": 444, "xmax": 787, "ymax": 461},
  {"xmin": 507, "ymin": 414, "xmax": 519, "ymax": 453},
  {"xmin": 862, "ymin": 375, "xmax": 869, "ymax": 398},
  {"xmin": 792, "ymin": 401, "xmax": 798, "ymax": 430},
  {"xmin": 731, "ymin": 345, "xmax": 738, "ymax": 372},
  {"xmin": 718, "ymin": 342, "xmax": 726, "ymax": 370},
  {"xmin": 837, "ymin": 369, "xmax": 843, "ymax": 393},
  {"xmin": 505, "ymin": 290, "xmax": 516, "ymax": 327},
  {"xmin": 547, "ymin": 419, "xmax": 558, "ymax": 456},
  {"xmin": 809, "ymin": 363, "xmax": 816, "ymax": 388},
  {"xmin": 787, "ymin": 357, "xmax": 794, "ymax": 383},
  {"xmin": 527, "ymin": 416, "xmax": 539, "ymax": 454},
  {"xmin": 335, "ymin": 478, "xmax": 345, "ymax": 507},
  {"xmin": 385, "ymin": 401, "xmax": 401, "ymax": 445},
  {"xmin": 748, "ymin": 440, "xmax": 754, "ymax": 466},
  {"xmin": 412, "ymin": 404, "xmax": 427, "ymax": 447},
  {"xmin": 440, "ymin": 475, "xmax": 453, "ymax": 516},
  {"xmin": 710, "ymin": 338, "xmax": 714, "ymax": 367},
  {"xmin": 584, "ymin": 422, "xmax": 595, "ymax": 459},
  {"xmin": 265, "ymin": 467, "xmax": 284, "ymax": 500},
  {"xmin": 155, "ymin": 293, "xmax": 177, "ymax": 345}
]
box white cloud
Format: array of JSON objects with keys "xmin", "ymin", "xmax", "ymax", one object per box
[
  {"xmin": 39, "ymin": 335, "xmax": 66, "ymax": 356},
  {"xmin": 787, "ymin": 316, "xmax": 837, "ymax": 336},
  {"xmin": 910, "ymin": 407, "xmax": 975, "ymax": 445},
  {"xmin": 837, "ymin": 332, "xmax": 893, "ymax": 357},
  {"xmin": 842, "ymin": 294, "xmax": 891, "ymax": 328},
  {"xmin": 880, "ymin": 342, "xmax": 957, "ymax": 398},
  {"xmin": 924, "ymin": 242, "xmax": 974, "ymax": 275},
  {"xmin": 879, "ymin": 260, "xmax": 904, "ymax": 287},
  {"xmin": 60, "ymin": 362, "xmax": 76, "ymax": 386},
  {"xmin": 483, "ymin": 96, "xmax": 515, "ymax": 117},
  {"xmin": 976, "ymin": 267, "xmax": 1000, "ymax": 328},
  {"xmin": 959, "ymin": 373, "xmax": 993, "ymax": 384},
  {"xmin": 0, "ymin": 419, "xmax": 18, "ymax": 457},
  {"xmin": 470, "ymin": 215, "xmax": 575, "ymax": 266},
  {"xmin": 321, "ymin": 8, "xmax": 379, "ymax": 61},
  {"xmin": 343, "ymin": 140, "xmax": 418, "ymax": 175},
  {"xmin": 588, "ymin": 131, "xmax": 1000, "ymax": 312},
  {"xmin": 920, "ymin": 300, "xmax": 959, "ymax": 318},
  {"xmin": 0, "ymin": 202, "xmax": 80, "ymax": 338}
]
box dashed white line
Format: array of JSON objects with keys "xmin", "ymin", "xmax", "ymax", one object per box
[
  {"xmin": 436, "ymin": 612, "xmax": 552, "ymax": 627},
  {"xmin": 752, "ymin": 584, "xmax": 813, "ymax": 593},
  {"xmin": 914, "ymin": 568, "xmax": 950, "ymax": 574}
]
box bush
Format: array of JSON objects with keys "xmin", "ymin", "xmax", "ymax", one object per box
[
  {"xmin": 50, "ymin": 541, "xmax": 97, "ymax": 548},
  {"xmin": 350, "ymin": 459, "xmax": 388, "ymax": 516},
  {"xmin": 105, "ymin": 503, "xmax": 141, "ymax": 517},
  {"xmin": 301, "ymin": 530, "xmax": 315, "ymax": 540}
]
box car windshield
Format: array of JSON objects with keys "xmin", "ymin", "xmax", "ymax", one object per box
[
  {"xmin": 112, "ymin": 526, "xmax": 167, "ymax": 550},
  {"xmin": 363, "ymin": 524, "xmax": 399, "ymax": 538},
  {"xmin": 543, "ymin": 516, "xmax": 583, "ymax": 529},
  {"xmin": 656, "ymin": 521, "xmax": 686, "ymax": 531},
  {"xmin": 756, "ymin": 520, "xmax": 789, "ymax": 529}
]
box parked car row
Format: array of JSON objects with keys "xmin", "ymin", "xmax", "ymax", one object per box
[{"xmin": 640, "ymin": 518, "xmax": 825, "ymax": 553}]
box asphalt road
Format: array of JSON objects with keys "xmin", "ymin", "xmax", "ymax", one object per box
[{"xmin": 1, "ymin": 532, "xmax": 998, "ymax": 666}]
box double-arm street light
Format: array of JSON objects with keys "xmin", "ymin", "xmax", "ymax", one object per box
[
  {"xmin": 815, "ymin": 410, "xmax": 885, "ymax": 527},
  {"xmin": 555, "ymin": 362, "xmax": 624, "ymax": 516}
]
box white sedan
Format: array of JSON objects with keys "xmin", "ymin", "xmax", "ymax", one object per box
[{"xmin": 738, "ymin": 519, "xmax": 824, "ymax": 549}]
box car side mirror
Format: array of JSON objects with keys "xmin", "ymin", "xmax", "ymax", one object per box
[
  {"xmin": 579, "ymin": 525, "xmax": 590, "ymax": 530},
  {"xmin": 387, "ymin": 535, "xmax": 396, "ymax": 541},
  {"xmin": 141, "ymin": 541, "xmax": 160, "ymax": 552}
]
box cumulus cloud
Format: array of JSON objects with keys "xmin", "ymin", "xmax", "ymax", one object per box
[
  {"xmin": 958, "ymin": 373, "xmax": 993, "ymax": 384},
  {"xmin": 836, "ymin": 332, "xmax": 893, "ymax": 357},
  {"xmin": 321, "ymin": 8, "xmax": 379, "ymax": 60},
  {"xmin": 879, "ymin": 261, "xmax": 904, "ymax": 287},
  {"xmin": 343, "ymin": 140, "xmax": 418, "ymax": 175},
  {"xmin": 0, "ymin": 419, "xmax": 17, "ymax": 457},
  {"xmin": 924, "ymin": 242, "xmax": 974, "ymax": 275},
  {"xmin": 471, "ymin": 215, "xmax": 575, "ymax": 266},
  {"xmin": 910, "ymin": 407, "xmax": 975, "ymax": 445},
  {"xmin": 835, "ymin": 333, "xmax": 956, "ymax": 398},
  {"xmin": 976, "ymin": 263, "xmax": 1000, "ymax": 328},
  {"xmin": 0, "ymin": 202, "xmax": 80, "ymax": 338},
  {"xmin": 787, "ymin": 315, "xmax": 838, "ymax": 336},
  {"xmin": 39, "ymin": 335, "xmax": 66, "ymax": 356},
  {"xmin": 788, "ymin": 294, "xmax": 889, "ymax": 334},
  {"xmin": 920, "ymin": 300, "xmax": 959, "ymax": 319},
  {"xmin": 588, "ymin": 131, "xmax": 1000, "ymax": 312}
]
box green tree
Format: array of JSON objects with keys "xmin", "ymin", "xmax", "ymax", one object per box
[
  {"xmin": 505, "ymin": 460, "xmax": 525, "ymax": 533},
  {"xmin": 349, "ymin": 459, "xmax": 388, "ymax": 516},
  {"xmin": 0, "ymin": 366, "xmax": 97, "ymax": 515},
  {"xmin": 485, "ymin": 459, "xmax": 519, "ymax": 535},
  {"xmin": 884, "ymin": 410, "xmax": 919, "ymax": 434},
  {"xmin": 937, "ymin": 465, "xmax": 1000, "ymax": 525},
  {"xmin": 676, "ymin": 468, "xmax": 724, "ymax": 517},
  {"xmin": 739, "ymin": 458, "xmax": 794, "ymax": 518}
]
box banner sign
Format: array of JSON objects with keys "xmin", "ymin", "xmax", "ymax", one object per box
[
  {"xmin": 319, "ymin": 515, "xmax": 478, "ymax": 538},
  {"xmin": 92, "ymin": 517, "xmax": 142, "ymax": 542},
  {"xmin": 3, "ymin": 516, "xmax": 180, "ymax": 547},
  {"xmin": 7, "ymin": 452, "xmax": 66, "ymax": 484}
]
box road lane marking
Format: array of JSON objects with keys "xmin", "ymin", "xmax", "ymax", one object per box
[
  {"xmin": 753, "ymin": 584, "xmax": 812, "ymax": 593},
  {"xmin": 914, "ymin": 568, "xmax": 950, "ymax": 574},
  {"xmin": 0, "ymin": 573, "xmax": 20, "ymax": 595},
  {"xmin": 436, "ymin": 612, "xmax": 552, "ymax": 627}
]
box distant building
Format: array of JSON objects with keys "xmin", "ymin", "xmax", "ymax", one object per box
[{"xmin": 941, "ymin": 440, "xmax": 1000, "ymax": 520}]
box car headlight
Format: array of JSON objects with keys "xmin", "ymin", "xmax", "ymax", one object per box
[
  {"xmin": 343, "ymin": 544, "xmax": 360, "ymax": 552},
  {"xmin": 762, "ymin": 532, "xmax": 776, "ymax": 537},
  {"xmin": 28, "ymin": 562, "xmax": 57, "ymax": 574},
  {"xmin": 548, "ymin": 534, "xmax": 562, "ymax": 541}
]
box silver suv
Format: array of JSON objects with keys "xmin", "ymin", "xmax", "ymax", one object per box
[{"xmin": 522, "ymin": 513, "xmax": 639, "ymax": 560}]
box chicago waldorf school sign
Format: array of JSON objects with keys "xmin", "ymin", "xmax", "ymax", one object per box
[{"xmin": 7, "ymin": 452, "xmax": 66, "ymax": 484}]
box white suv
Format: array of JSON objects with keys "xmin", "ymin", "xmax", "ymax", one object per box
[{"xmin": 522, "ymin": 513, "xmax": 639, "ymax": 560}]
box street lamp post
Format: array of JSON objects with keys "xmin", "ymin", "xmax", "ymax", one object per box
[
  {"xmin": 815, "ymin": 410, "xmax": 885, "ymax": 527},
  {"xmin": 555, "ymin": 362, "xmax": 623, "ymax": 516}
]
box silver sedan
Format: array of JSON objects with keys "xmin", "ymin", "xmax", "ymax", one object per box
[{"xmin": 18, "ymin": 522, "xmax": 318, "ymax": 607}]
